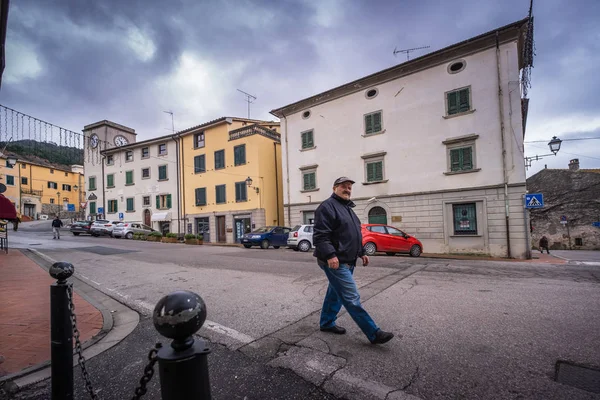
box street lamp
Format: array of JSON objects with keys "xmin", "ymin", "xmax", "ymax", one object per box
[
  {"xmin": 524, "ymin": 136, "xmax": 562, "ymax": 169},
  {"xmin": 6, "ymin": 156, "xmax": 17, "ymax": 167},
  {"xmin": 245, "ymin": 177, "xmax": 259, "ymax": 194}
]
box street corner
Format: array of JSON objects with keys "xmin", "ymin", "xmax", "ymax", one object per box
[{"xmin": 267, "ymin": 346, "xmax": 347, "ymax": 387}]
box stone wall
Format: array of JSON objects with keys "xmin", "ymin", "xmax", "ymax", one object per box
[{"xmin": 40, "ymin": 204, "xmax": 82, "ymax": 221}]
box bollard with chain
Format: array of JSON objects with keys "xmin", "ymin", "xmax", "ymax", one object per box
[
  {"xmin": 49, "ymin": 262, "xmax": 75, "ymax": 400},
  {"xmin": 153, "ymin": 290, "xmax": 212, "ymax": 400}
]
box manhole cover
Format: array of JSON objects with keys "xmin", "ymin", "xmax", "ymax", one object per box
[
  {"xmin": 555, "ymin": 360, "xmax": 600, "ymax": 394},
  {"xmin": 75, "ymin": 246, "xmax": 139, "ymax": 256}
]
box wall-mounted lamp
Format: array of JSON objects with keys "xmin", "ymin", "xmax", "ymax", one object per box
[
  {"xmin": 245, "ymin": 176, "xmax": 260, "ymax": 194},
  {"xmin": 525, "ymin": 136, "xmax": 563, "ymax": 169}
]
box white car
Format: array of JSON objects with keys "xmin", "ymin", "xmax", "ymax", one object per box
[
  {"xmin": 90, "ymin": 220, "xmax": 121, "ymax": 237},
  {"xmin": 287, "ymin": 224, "xmax": 314, "ymax": 252}
]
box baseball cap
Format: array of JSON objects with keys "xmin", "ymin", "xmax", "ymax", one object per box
[{"xmin": 333, "ymin": 176, "xmax": 355, "ymax": 186}]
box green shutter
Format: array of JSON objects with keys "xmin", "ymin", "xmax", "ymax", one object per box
[
  {"xmin": 156, "ymin": 195, "xmax": 160, "ymax": 209},
  {"xmin": 166, "ymin": 194, "xmax": 172, "ymax": 209},
  {"xmin": 107, "ymin": 174, "xmax": 114, "ymax": 187},
  {"xmin": 89, "ymin": 177, "xmax": 95, "ymax": 190},
  {"xmin": 194, "ymin": 156, "xmax": 201, "ymax": 173},
  {"xmin": 458, "ymin": 88, "xmax": 470, "ymax": 112},
  {"xmin": 450, "ymin": 149, "xmax": 460, "ymax": 171},
  {"xmin": 303, "ymin": 172, "xmax": 315, "ymax": 190},
  {"xmin": 447, "ymin": 91, "xmax": 458, "ymax": 115},
  {"xmin": 127, "ymin": 198, "xmax": 134, "ymax": 211},
  {"xmin": 126, "ymin": 171, "xmax": 133, "ymax": 185},
  {"xmin": 374, "ymin": 161, "xmax": 383, "ymax": 181},
  {"xmin": 301, "ymin": 132, "xmax": 308, "ymax": 149},
  {"xmin": 90, "ymin": 202, "xmax": 96, "ymax": 214},
  {"xmin": 462, "ymin": 147, "xmax": 473, "ymax": 170},
  {"xmin": 373, "ymin": 112, "xmax": 382, "ymax": 132},
  {"xmin": 301, "ymin": 131, "xmax": 314, "ymax": 149},
  {"xmin": 159, "ymin": 166, "xmax": 167, "ymax": 180},
  {"xmin": 365, "ymin": 114, "xmax": 373, "ymax": 134}
]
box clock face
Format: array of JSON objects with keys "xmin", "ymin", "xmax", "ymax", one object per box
[
  {"xmin": 90, "ymin": 134, "xmax": 99, "ymax": 149},
  {"xmin": 114, "ymin": 135, "xmax": 129, "ymax": 146}
]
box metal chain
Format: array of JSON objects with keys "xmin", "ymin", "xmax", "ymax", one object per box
[
  {"xmin": 66, "ymin": 284, "xmax": 98, "ymax": 400},
  {"xmin": 131, "ymin": 342, "xmax": 162, "ymax": 400}
]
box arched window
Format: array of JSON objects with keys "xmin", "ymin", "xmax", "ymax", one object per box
[{"xmin": 368, "ymin": 206, "xmax": 387, "ymax": 224}]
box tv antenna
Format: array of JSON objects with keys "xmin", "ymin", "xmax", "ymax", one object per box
[
  {"xmin": 393, "ymin": 45, "xmax": 430, "ymax": 61},
  {"xmin": 163, "ymin": 110, "xmax": 175, "ymax": 134},
  {"xmin": 237, "ymin": 89, "xmax": 257, "ymax": 119}
]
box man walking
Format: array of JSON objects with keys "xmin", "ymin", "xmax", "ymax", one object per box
[
  {"xmin": 52, "ymin": 216, "xmax": 63, "ymax": 239},
  {"xmin": 539, "ymin": 235, "xmax": 550, "ymax": 254},
  {"xmin": 313, "ymin": 177, "xmax": 394, "ymax": 345}
]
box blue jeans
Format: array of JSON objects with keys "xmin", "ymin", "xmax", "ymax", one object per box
[{"xmin": 319, "ymin": 263, "xmax": 379, "ymax": 342}]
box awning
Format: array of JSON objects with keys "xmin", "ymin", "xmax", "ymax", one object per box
[
  {"xmin": 0, "ymin": 194, "xmax": 17, "ymax": 220},
  {"xmin": 151, "ymin": 212, "xmax": 171, "ymax": 222}
]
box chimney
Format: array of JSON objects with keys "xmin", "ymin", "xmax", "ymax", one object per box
[{"xmin": 568, "ymin": 159, "xmax": 580, "ymax": 171}]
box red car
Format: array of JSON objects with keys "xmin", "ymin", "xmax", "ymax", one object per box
[{"xmin": 361, "ymin": 224, "xmax": 423, "ymax": 257}]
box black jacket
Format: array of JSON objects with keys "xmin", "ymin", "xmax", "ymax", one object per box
[
  {"xmin": 52, "ymin": 219, "xmax": 63, "ymax": 228},
  {"xmin": 313, "ymin": 193, "xmax": 364, "ymax": 265}
]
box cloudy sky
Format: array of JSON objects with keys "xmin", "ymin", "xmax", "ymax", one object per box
[{"xmin": 2, "ymin": 0, "xmax": 599, "ymax": 176}]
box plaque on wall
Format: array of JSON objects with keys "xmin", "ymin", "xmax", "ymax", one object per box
[{"xmin": 392, "ymin": 216, "xmax": 402, "ymax": 223}]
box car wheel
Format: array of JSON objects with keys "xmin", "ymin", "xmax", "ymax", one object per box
[
  {"xmin": 273, "ymin": 246, "xmax": 281, "ymax": 249},
  {"xmin": 73, "ymin": 232, "xmax": 80, "ymax": 236},
  {"xmin": 364, "ymin": 242, "xmax": 377, "ymax": 256},
  {"xmin": 298, "ymin": 240, "xmax": 311, "ymax": 252},
  {"xmin": 409, "ymin": 245, "xmax": 422, "ymax": 257},
  {"xmin": 260, "ymin": 240, "xmax": 270, "ymax": 249},
  {"xmin": 243, "ymin": 244, "xmax": 252, "ymax": 248},
  {"xmin": 386, "ymin": 252, "xmax": 396, "ymax": 256},
  {"xmin": 126, "ymin": 232, "xmax": 134, "ymax": 239}
]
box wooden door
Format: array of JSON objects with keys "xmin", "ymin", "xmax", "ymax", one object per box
[
  {"xmin": 216, "ymin": 216, "xmax": 226, "ymax": 242},
  {"xmin": 144, "ymin": 209, "xmax": 151, "ymax": 226}
]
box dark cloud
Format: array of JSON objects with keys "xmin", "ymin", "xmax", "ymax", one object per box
[{"xmin": 1, "ymin": 0, "xmax": 599, "ymax": 174}]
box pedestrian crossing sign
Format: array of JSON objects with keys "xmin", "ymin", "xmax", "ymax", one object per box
[{"xmin": 525, "ymin": 193, "xmax": 544, "ymax": 209}]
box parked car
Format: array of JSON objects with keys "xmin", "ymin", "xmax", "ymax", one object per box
[
  {"xmin": 287, "ymin": 224, "xmax": 313, "ymax": 252},
  {"xmin": 241, "ymin": 226, "xmax": 292, "ymax": 249},
  {"xmin": 70, "ymin": 220, "xmax": 93, "ymax": 236},
  {"xmin": 361, "ymin": 224, "xmax": 423, "ymax": 257},
  {"xmin": 90, "ymin": 220, "xmax": 121, "ymax": 237},
  {"xmin": 112, "ymin": 222, "xmax": 155, "ymax": 239}
]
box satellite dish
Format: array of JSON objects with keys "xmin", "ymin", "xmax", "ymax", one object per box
[{"xmin": 0, "ymin": 183, "xmax": 6, "ymax": 194}]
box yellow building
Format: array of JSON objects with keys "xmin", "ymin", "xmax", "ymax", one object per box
[
  {"xmin": 177, "ymin": 117, "xmax": 283, "ymax": 243},
  {"xmin": 0, "ymin": 152, "xmax": 85, "ymax": 219}
]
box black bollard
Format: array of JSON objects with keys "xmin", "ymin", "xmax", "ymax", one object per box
[
  {"xmin": 153, "ymin": 290, "xmax": 212, "ymax": 400},
  {"xmin": 49, "ymin": 262, "xmax": 75, "ymax": 400}
]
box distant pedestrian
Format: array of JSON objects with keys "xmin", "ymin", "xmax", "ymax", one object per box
[
  {"xmin": 539, "ymin": 236, "xmax": 550, "ymax": 254},
  {"xmin": 52, "ymin": 216, "xmax": 63, "ymax": 240},
  {"xmin": 313, "ymin": 176, "xmax": 394, "ymax": 345}
]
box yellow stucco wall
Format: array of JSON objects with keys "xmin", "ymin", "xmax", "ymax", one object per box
[{"xmin": 180, "ymin": 120, "xmax": 283, "ymax": 226}]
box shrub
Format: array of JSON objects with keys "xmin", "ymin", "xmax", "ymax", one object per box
[
  {"xmin": 184, "ymin": 234, "xmax": 197, "ymax": 240},
  {"xmin": 166, "ymin": 233, "xmax": 178, "ymax": 238},
  {"xmin": 197, "ymin": 234, "xmax": 203, "ymax": 240},
  {"xmin": 149, "ymin": 231, "xmax": 163, "ymax": 237}
]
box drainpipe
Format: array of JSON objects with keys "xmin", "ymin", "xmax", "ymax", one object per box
[
  {"xmin": 496, "ymin": 31, "xmax": 512, "ymax": 258},
  {"xmin": 281, "ymin": 112, "xmax": 291, "ymax": 227},
  {"xmin": 101, "ymin": 154, "xmax": 106, "ymax": 220},
  {"xmin": 274, "ymin": 141, "xmax": 280, "ymax": 225},
  {"xmin": 171, "ymin": 134, "xmax": 182, "ymax": 236}
]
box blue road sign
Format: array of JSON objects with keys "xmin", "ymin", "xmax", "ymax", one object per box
[
  {"xmin": 98, "ymin": 207, "xmax": 104, "ymax": 214},
  {"xmin": 118, "ymin": 212, "xmax": 124, "ymax": 220},
  {"xmin": 67, "ymin": 204, "xmax": 75, "ymax": 212},
  {"xmin": 525, "ymin": 193, "xmax": 544, "ymax": 209},
  {"xmin": 593, "ymin": 222, "xmax": 600, "ymax": 227}
]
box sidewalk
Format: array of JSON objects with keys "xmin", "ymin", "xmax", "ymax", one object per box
[
  {"xmin": 0, "ymin": 249, "xmax": 103, "ymax": 377},
  {"xmin": 421, "ymin": 251, "xmax": 567, "ymax": 264}
]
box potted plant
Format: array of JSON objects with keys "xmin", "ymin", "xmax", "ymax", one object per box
[
  {"xmin": 147, "ymin": 231, "xmax": 163, "ymax": 242},
  {"xmin": 132, "ymin": 233, "xmax": 139, "ymax": 240},
  {"xmin": 162, "ymin": 232, "xmax": 179, "ymax": 243},
  {"xmin": 184, "ymin": 234, "xmax": 204, "ymax": 245}
]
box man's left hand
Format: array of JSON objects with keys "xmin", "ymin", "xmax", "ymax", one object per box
[{"xmin": 361, "ymin": 255, "xmax": 369, "ymax": 266}]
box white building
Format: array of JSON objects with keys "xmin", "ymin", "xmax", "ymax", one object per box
[{"xmin": 271, "ymin": 18, "xmax": 533, "ymax": 258}]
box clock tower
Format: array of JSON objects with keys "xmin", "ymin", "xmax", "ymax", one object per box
[{"xmin": 82, "ymin": 120, "xmax": 137, "ymax": 220}]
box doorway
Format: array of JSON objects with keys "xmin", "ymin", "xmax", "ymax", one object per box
[
  {"xmin": 196, "ymin": 217, "xmax": 210, "ymax": 242},
  {"xmin": 216, "ymin": 216, "xmax": 226, "ymax": 242},
  {"xmin": 368, "ymin": 206, "xmax": 387, "ymax": 224},
  {"xmin": 24, "ymin": 204, "xmax": 36, "ymax": 218},
  {"xmin": 234, "ymin": 217, "xmax": 252, "ymax": 243},
  {"xmin": 143, "ymin": 209, "xmax": 151, "ymax": 226}
]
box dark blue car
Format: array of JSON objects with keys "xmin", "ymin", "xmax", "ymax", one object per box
[{"xmin": 241, "ymin": 226, "xmax": 292, "ymax": 249}]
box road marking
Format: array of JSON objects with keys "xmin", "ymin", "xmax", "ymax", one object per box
[{"xmin": 135, "ymin": 300, "xmax": 254, "ymax": 344}]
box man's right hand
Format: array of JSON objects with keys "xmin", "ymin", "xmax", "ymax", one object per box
[{"xmin": 327, "ymin": 256, "xmax": 340, "ymax": 270}]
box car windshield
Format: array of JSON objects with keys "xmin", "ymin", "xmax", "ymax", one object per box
[
  {"xmin": 94, "ymin": 220, "xmax": 108, "ymax": 224},
  {"xmin": 252, "ymin": 226, "xmax": 274, "ymax": 233},
  {"xmin": 291, "ymin": 225, "xmax": 302, "ymax": 232},
  {"xmin": 75, "ymin": 221, "xmax": 89, "ymax": 225}
]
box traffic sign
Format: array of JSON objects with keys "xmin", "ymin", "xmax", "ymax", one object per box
[
  {"xmin": 593, "ymin": 222, "xmax": 600, "ymax": 227},
  {"xmin": 80, "ymin": 202, "xmax": 88, "ymax": 209},
  {"xmin": 525, "ymin": 193, "xmax": 544, "ymax": 209},
  {"xmin": 97, "ymin": 207, "xmax": 104, "ymax": 214},
  {"xmin": 118, "ymin": 212, "xmax": 124, "ymax": 220},
  {"xmin": 560, "ymin": 215, "xmax": 567, "ymax": 222}
]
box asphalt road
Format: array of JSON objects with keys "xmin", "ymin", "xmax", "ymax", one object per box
[{"xmin": 6, "ymin": 226, "xmax": 600, "ymax": 400}]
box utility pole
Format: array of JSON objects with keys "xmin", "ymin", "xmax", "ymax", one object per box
[{"xmin": 237, "ymin": 89, "xmax": 257, "ymax": 119}]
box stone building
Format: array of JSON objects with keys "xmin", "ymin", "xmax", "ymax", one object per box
[{"xmin": 527, "ymin": 159, "xmax": 600, "ymax": 250}]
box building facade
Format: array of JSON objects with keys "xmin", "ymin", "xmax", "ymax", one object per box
[
  {"xmin": 271, "ymin": 19, "xmax": 533, "ymax": 258},
  {"xmin": 179, "ymin": 117, "xmax": 283, "ymax": 243},
  {"xmin": 101, "ymin": 136, "xmax": 181, "ymax": 234},
  {"xmin": 1, "ymin": 152, "xmax": 85, "ymax": 219},
  {"xmin": 82, "ymin": 120, "xmax": 137, "ymax": 221}
]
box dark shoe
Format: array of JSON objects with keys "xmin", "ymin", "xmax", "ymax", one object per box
[
  {"xmin": 320, "ymin": 325, "xmax": 346, "ymax": 335},
  {"xmin": 370, "ymin": 330, "xmax": 394, "ymax": 344}
]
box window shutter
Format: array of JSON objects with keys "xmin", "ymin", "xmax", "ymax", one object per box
[
  {"xmin": 307, "ymin": 131, "xmax": 314, "ymax": 147},
  {"xmin": 309, "ymin": 173, "xmax": 315, "ymax": 189},
  {"xmin": 194, "ymin": 156, "xmax": 201, "ymax": 173},
  {"xmin": 447, "ymin": 92, "xmax": 458, "ymax": 115},
  {"xmin": 374, "ymin": 161, "xmax": 383, "ymax": 181},
  {"xmin": 126, "ymin": 171, "xmax": 133, "ymax": 184},
  {"xmin": 462, "ymin": 148, "xmax": 472, "ymax": 169},
  {"xmin": 365, "ymin": 114, "xmax": 373, "ymax": 134},
  {"xmin": 303, "ymin": 173, "xmax": 309, "ymax": 190},
  {"xmin": 373, "ymin": 112, "xmax": 382, "ymax": 132},
  {"xmin": 367, "ymin": 163, "xmax": 375, "ymax": 182},
  {"xmin": 167, "ymin": 194, "xmax": 172, "ymax": 209},
  {"xmin": 90, "ymin": 202, "xmax": 96, "ymax": 214},
  {"xmin": 156, "ymin": 195, "xmax": 160, "ymax": 209},
  {"xmin": 459, "ymin": 88, "xmax": 470, "ymax": 112},
  {"xmin": 199, "ymin": 155, "xmax": 205, "ymax": 172},
  {"xmin": 200, "ymin": 188, "xmax": 206, "ymax": 205},
  {"xmin": 450, "ymin": 149, "xmax": 460, "ymax": 171},
  {"xmin": 301, "ymin": 133, "xmax": 307, "ymax": 149},
  {"xmin": 107, "ymin": 175, "xmax": 113, "ymax": 187}
]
